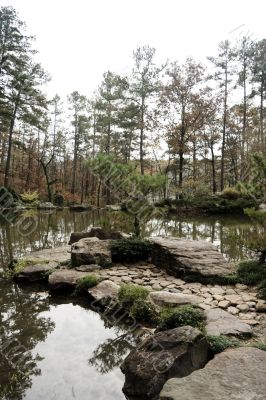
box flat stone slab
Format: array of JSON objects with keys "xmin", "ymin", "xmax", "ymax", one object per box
[
  {"xmin": 69, "ymin": 227, "xmax": 126, "ymax": 244},
  {"xmin": 150, "ymin": 236, "xmax": 233, "ymax": 280},
  {"xmin": 160, "ymin": 347, "xmax": 266, "ymax": 400},
  {"xmin": 204, "ymin": 308, "xmax": 252, "ymax": 338},
  {"xmin": 15, "ymin": 262, "xmax": 58, "ymax": 282},
  {"xmin": 149, "ymin": 291, "xmax": 202, "ymax": 307},
  {"xmin": 48, "ymin": 269, "xmax": 89, "ymax": 291},
  {"xmin": 88, "ymin": 280, "xmax": 119, "ymax": 304},
  {"xmin": 23, "ymin": 245, "xmax": 71, "ymax": 264}
]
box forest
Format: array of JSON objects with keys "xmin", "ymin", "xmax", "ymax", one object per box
[{"xmin": 0, "ymin": 6, "xmax": 266, "ymax": 205}]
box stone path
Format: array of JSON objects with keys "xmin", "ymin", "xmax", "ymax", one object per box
[{"xmin": 95, "ymin": 262, "xmax": 263, "ymax": 326}]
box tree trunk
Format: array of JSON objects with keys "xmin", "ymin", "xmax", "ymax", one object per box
[
  {"xmin": 4, "ymin": 102, "xmax": 18, "ymax": 187},
  {"xmin": 140, "ymin": 95, "xmax": 145, "ymax": 175}
]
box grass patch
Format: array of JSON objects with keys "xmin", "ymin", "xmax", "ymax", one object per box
[
  {"xmin": 237, "ymin": 260, "xmax": 266, "ymax": 285},
  {"xmin": 206, "ymin": 335, "xmax": 239, "ymax": 354},
  {"xmin": 110, "ymin": 238, "xmax": 152, "ymax": 262},
  {"xmin": 157, "ymin": 305, "xmax": 204, "ymax": 332},
  {"xmin": 130, "ymin": 300, "xmax": 159, "ymax": 324},
  {"xmin": 250, "ymin": 342, "xmax": 266, "ymax": 351},
  {"xmin": 74, "ymin": 274, "xmax": 101, "ymax": 296},
  {"xmin": 118, "ymin": 284, "xmax": 149, "ymax": 307}
]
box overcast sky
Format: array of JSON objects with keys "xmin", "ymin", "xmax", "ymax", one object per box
[{"xmin": 2, "ymin": 0, "xmax": 266, "ymax": 98}]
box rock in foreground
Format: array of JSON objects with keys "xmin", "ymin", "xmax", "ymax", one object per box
[
  {"xmin": 69, "ymin": 227, "xmax": 126, "ymax": 244},
  {"xmin": 160, "ymin": 347, "xmax": 266, "ymax": 400},
  {"xmin": 204, "ymin": 308, "xmax": 252, "ymax": 338},
  {"xmin": 149, "ymin": 291, "xmax": 202, "ymax": 308},
  {"xmin": 22, "ymin": 245, "xmax": 70, "ymax": 264},
  {"xmin": 15, "ymin": 261, "xmax": 58, "ymax": 282},
  {"xmin": 150, "ymin": 236, "xmax": 233, "ymax": 280},
  {"xmin": 48, "ymin": 269, "xmax": 90, "ymax": 291},
  {"xmin": 71, "ymin": 237, "xmax": 112, "ymax": 268},
  {"xmin": 88, "ymin": 280, "xmax": 119, "ymax": 305},
  {"xmin": 121, "ymin": 326, "xmax": 209, "ymax": 399}
]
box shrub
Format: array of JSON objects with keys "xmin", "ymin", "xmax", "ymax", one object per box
[
  {"xmin": 250, "ymin": 342, "xmax": 266, "ymax": 351},
  {"xmin": 110, "ymin": 238, "xmax": 152, "ymax": 262},
  {"xmin": 118, "ymin": 284, "xmax": 149, "ymax": 308},
  {"xmin": 206, "ymin": 335, "xmax": 239, "ymax": 354},
  {"xmin": 20, "ymin": 190, "xmax": 39, "ymax": 204},
  {"xmin": 157, "ymin": 305, "xmax": 204, "ymax": 332},
  {"xmin": 237, "ymin": 260, "xmax": 266, "ymax": 285},
  {"xmin": 221, "ymin": 187, "xmax": 241, "ymax": 200},
  {"xmin": 74, "ymin": 274, "xmax": 101, "ymax": 296},
  {"xmin": 130, "ymin": 300, "xmax": 159, "ymax": 324}
]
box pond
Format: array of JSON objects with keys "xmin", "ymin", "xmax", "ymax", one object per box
[{"xmin": 0, "ymin": 209, "xmax": 261, "ymax": 399}]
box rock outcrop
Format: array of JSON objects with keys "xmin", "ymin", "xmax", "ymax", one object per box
[
  {"xmin": 149, "ymin": 290, "xmax": 202, "ymax": 308},
  {"xmin": 204, "ymin": 308, "xmax": 252, "ymax": 338},
  {"xmin": 15, "ymin": 261, "xmax": 57, "ymax": 282},
  {"xmin": 48, "ymin": 269, "xmax": 89, "ymax": 291},
  {"xmin": 160, "ymin": 347, "xmax": 266, "ymax": 400},
  {"xmin": 71, "ymin": 237, "xmax": 112, "ymax": 268},
  {"xmin": 121, "ymin": 326, "xmax": 209, "ymax": 399},
  {"xmin": 22, "ymin": 245, "xmax": 70, "ymax": 264},
  {"xmin": 38, "ymin": 202, "xmax": 56, "ymax": 210},
  {"xmin": 88, "ymin": 280, "xmax": 119, "ymax": 305},
  {"xmin": 69, "ymin": 227, "xmax": 126, "ymax": 244},
  {"xmin": 150, "ymin": 236, "xmax": 233, "ymax": 280}
]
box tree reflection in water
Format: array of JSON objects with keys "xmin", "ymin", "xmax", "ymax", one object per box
[{"xmin": 0, "ymin": 282, "xmax": 55, "ymax": 400}]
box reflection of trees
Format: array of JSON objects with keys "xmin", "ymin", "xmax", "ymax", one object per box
[
  {"xmin": 88, "ymin": 333, "xmax": 135, "ymax": 374},
  {"xmin": 0, "ymin": 282, "xmax": 55, "ymax": 400}
]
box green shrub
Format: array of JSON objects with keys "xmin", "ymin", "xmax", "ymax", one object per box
[
  {"xmin": 20, "ymin": 190, "xmax": 39, "ymax": 204},
  {"xmin": 157, "ymin": 305, "xmax": 204, "ymax": 332},
  {"xmin": 221, "ymin": 187, "xmax": 241, "ymax": 200},
  {"xmin": 74, "ymin": 274, "xmax": 101, "ymax": 296},
  {"xmin": 206, "ymin": 335, "xmax": 239, "ymax": 354},
  {"xmin": 237, "ymin": 260, "xmax": 266, "ymax": 285},
  {"xmin": 250, "ymin": 342, "xmax": 266, "ymax": 351},
  {"xmin": 118, "ymin": 284, "xmax": 149, "ymax": 308},
  {"xmin": 110, "ymin": 238, "xmax": 152, "ymax": 262},
  {"xmin": 130, "ymin": 300, "xmax": 158, "ymax": 324}
]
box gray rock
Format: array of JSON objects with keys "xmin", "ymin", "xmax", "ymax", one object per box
[
  {"xmin": 38, "ymin": 202, "xmax": 56, "ymax": 209},
  {"xmin": 88, "ymin": 280, "xmax": 119, "ymax": 305},
  {"xmin": 149, "ymin": 291, "xmax": 201, "ymax": 307},
  {"xmin": 160, "ymin": 347, "xmax": 266, "ymax": 400},
  {"xmin": 204, "ymin": 308, "xmax": 252, "ymax": 338},
  {"xmin": 75, "ymin": 264, "xmax": 101, "ymax": 272},
  {"xmin": 15, "ymin": 261, "xmax": 57, "ymax": 282},
  {"xmin": 71, "ymin": 237, "xmax": 112, "ymax": 268},
  {"xmin": 48, "ymin": 269, "xmax": 89, "ymax": 291},
  {"xmin": 150, "ymin": 236, "xmax": 233, "ymax": 280},
  {"xmin": 22, "ymin": 245, "xmax": 71, "ymax": 265},
  {"xmin": 69, "ymin": 226, "xmax": 127, "ymax": 244},
  {"xmin": 256, "ymin": 300, "xmax": 266, "ymax": 313},
  {"xmin": 105, "ymin": 204, "xmax": 121, "ymax": 211},
  {"xmin": 121, "ymin": 326, "xmax": 209, "ymax": 399}
]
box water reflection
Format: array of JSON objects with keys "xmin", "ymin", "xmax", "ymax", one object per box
[
  {"xmin": 0, "ymin": 282, "xmax": 129, "ymax": 400},
  {"xmin": 0, "ymin": 209, "xmax": 261, "ymax": 270}
]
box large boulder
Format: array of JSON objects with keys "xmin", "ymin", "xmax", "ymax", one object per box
[
  {"xmin": 121, "ymin": 326, "xmax": 209, "ymax": 399},
  {"xmin": 71, "ymin": 237, "xmax": 112, "ymax": 268},
  {"xmin": 48, "ymin": 269, "xmax": 89, "ymax": 291},
  {"xmin": 15, "ymin": 261, "xmax": 58, "ymax": 282},
  {"xmin": 204, "ymin": 308, "xmax": 252, "ymax": 338},
  {"xmin": 149, "ymin": 291, "xmax": 202, "ymax": 308},
  {"xmin": 88, "ymin": 280, "xmax": 119, "ymax": 305},
  {"xmin": 69, "ymin": 227, "xmax": 126, "ymax": 244},
  {"xmin": 160, "ymin": 347, "xmax": 266, "ymax": 400},
  {"xmin": 150, "ymin": 236, "xmax": 233, "ymax": 280}
]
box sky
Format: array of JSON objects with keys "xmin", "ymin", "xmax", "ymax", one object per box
[{"xmin": 1, "ymin": 0, "xmax": 266, "ymax": 98}]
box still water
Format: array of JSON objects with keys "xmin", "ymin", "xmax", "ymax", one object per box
[{"xmin": 0, "ymin": 209, "xmax": 260, "ymax": 399}]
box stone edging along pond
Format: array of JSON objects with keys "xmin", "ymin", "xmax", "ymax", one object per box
[{"xmin": 10, "ymin": 227, "xmax": 266, "ymax": 400}]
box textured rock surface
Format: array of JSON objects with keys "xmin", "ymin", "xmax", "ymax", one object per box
[
  {"xmin": 150, "ymin": 236, "xmax": 233, "ymax": 279},
  {"xmin": 121, "ymin": 326, "xmax": 209, "ymax": 399},
  {"xmin": 48, "ymin": 269, "xmax": 89, "ymax": 291},
  {"xmin": 69, "ymin": 227, "xmax": 125, "ymax": 244},
  {"xmin": 15, "ymin": 262, "xmax": 58, "ymax": 282},
  {"xmin": 204, "ymin": 308, "xmax": 252, "ymax": 337},
  {"xmin": 149, "ymin": 291, "xmax": 202, "ymax": 307},
  {"xmin": 88, "ymin": 280, "xmax": 119, "ymax": 304},
  {"xmin": 71, "ymin": 237, "xmax": 112, "ymax": 267},
  {"xmin": 22, "ymin": 245, "xmax": 70, "ymax": 264},
  {"xmin": 160, "ymin": 347, "xmax": 266, "ymax": 400},
  {"xmin": 38, "ymin": 202, "xmax": 56, "ymax": 209}
]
